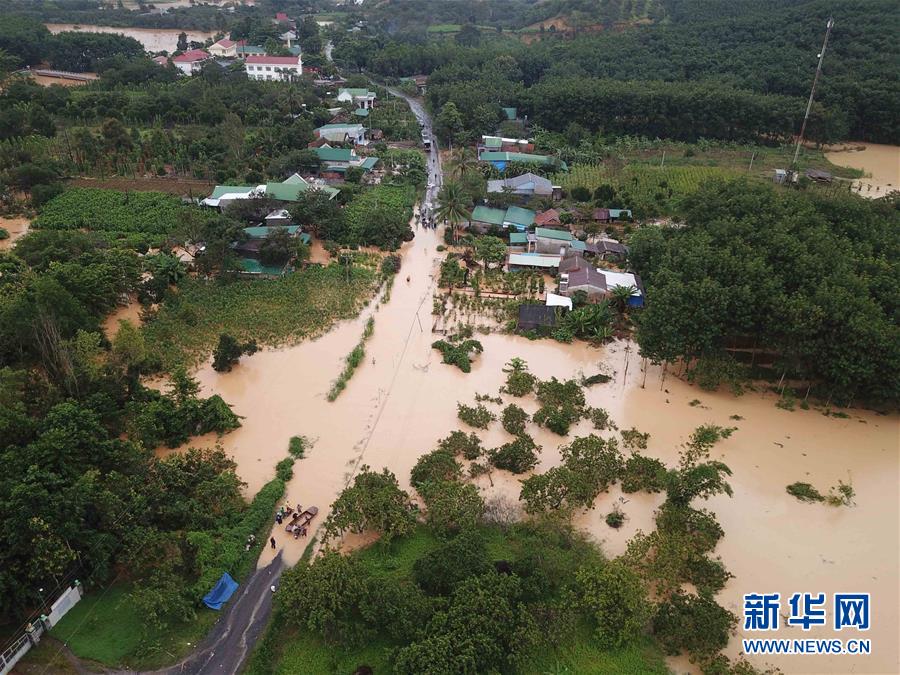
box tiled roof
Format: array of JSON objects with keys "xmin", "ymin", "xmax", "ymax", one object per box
[
  {"xmin": 244, "ymin": 55, "xmax": 301, "ymax": 65},
  {"xmin": 173, "ymin": 49, "xmax": 210, "ymax": 62}
]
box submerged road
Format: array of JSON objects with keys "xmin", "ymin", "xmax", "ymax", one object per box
[{"xmin": 134, "ymin": 84, "xmax": 444, "ymax": 675}]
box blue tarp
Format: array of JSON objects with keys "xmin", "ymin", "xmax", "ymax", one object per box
[{"xmin": 203, "ymin": 572, "xmax": 238, "ymax": 610}]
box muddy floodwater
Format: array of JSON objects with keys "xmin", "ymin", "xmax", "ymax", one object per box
[
  {"xmin": 0, "ymin": 217, "xmax": 30, "ymax": 250},
  {"xmin": 826, "ymin": 142, "xmax": 900, "ymax": 198},
  {"xmin": 45, "ymin": 23, "xmax": 217, "ymax": 52},
  {"xmin": 102, "ymin": 298, "xmax": 144, "ymax": 339},
  {"xmin": 163, "ymin": 220, "xmax": 899, "ymax": 674}
]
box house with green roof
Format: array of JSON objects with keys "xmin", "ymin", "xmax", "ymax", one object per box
[
  {"xmin": 470, "ymin": 205, "xmax": 535, "ymax": 233},
  {"xmin": 337, "ymin": 87, "xmax": 377, "ymax": 109},
  {"xmin": 202, "ymin": 174, "xmax": 338, "ymax": 208},
  {"xmin": 534, "ymin": 226, "xmax": 584, "ymax": 255},
  {"xmin": 503, "ymin": 206, "xmax": 535, "ymax": 230},
  {"xmin": 313, "ymin": 146, "xmax": 380, "ymax": 175}
]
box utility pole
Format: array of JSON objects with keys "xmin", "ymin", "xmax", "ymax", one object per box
[{"xmin": 792, "ymin": 17, "xmax": 834, "ymax": 166}]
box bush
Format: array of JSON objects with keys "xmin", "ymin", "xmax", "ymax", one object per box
[
  {"xmin": 605, "ymin": 507, "xmax": 625, "ymax": 528},
  {"xmin": 420, "ymin": 480, "xmax": 484, "ymax": 536},
  {"xmin": 785, "ymin": 482, "xmax": 824, "ymax": 502},
  {"xmin": 437, "ymin": 430, "xmax": 483, "ymax": 460},
  {"xmin": 0, "ymin": 228, "xmax": 8, "ymax": 240},
  {"xmin": 652, "ymin": 591, "xmax": 736, "ymax": 660},
  {"xmin": 488, "ymin": 434, "xmax": 540, "ymax": 474},
  {"xmin": 588, "ymin": 407, "xmax": 615, "ymax": 430},
  {"xmin": 577, "ymin": 562, "xmax": 649, "ymax": 650},
  {"xmin": 410, "ymin": 449, "xmax": 462, "ymax": 490},
  {"xmin": 212, "ymin": 333, "xmax": 259, "ymax": 372},
  {"xmin": 621, "ymin": 453, "xmax": 667, "ymax": 493},
  {"xmin": 412, "ymin": 530, "xmax": 492, "ymax": 596},
  {"xmin": 288, "ymin": 435, "xmax": 308, "ymax": 458},
  {"xmin": 501, "ymin": 358, "xmax": 536, "ymax": 396},
  {"xmin": 275, "ymin": 457, "xmax": 294, "ymax": 481},
  {"xmin": 501, "ymin": 404, "xmax": 529, "ymax": 436},
  {"xmin": 621, "ymin": 427, "xmax": 650, "ymax": 450},
  {"xmin": 457, "ymin": 403, "xmax": 495, "ymax": 429},
  {"xmin": 432, "ymin": 338, "xmax": 483, "ymax": 373},
  {"xmin": 381, "ymin": 254, "xmax": 402, "ymax": 275}
]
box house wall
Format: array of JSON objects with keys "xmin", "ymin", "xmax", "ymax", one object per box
[
  {"xmin": 535, "ymin": 238, "xmax": 572, "ymax": 255},
  {"xmin": 245, "ymin": 63, "xmax": 302, "ymax": 81}
]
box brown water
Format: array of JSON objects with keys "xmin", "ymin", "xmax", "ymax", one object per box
[
  {"xmin": 102, "ymin": 298, "xmax": 144, "ymax": 339},
  {"xmin": 0, "ymin": 216, "xmax": 29, "ymax": 250},
  {"xmin": 826, "ymin": 142, "xmax": 900, "ymax": 198},
  {"xmin": 45, "ymin": 23, "xmax": 217, "ymax": 52},
  {"xmin": 162, "ymin": 217, "xmax": 898, "ymax": 673}
]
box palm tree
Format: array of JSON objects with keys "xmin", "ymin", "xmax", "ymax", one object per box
[
  {"xmin": 435, "ymin": 181, "xmax": 472, "ymax": 245},
  {"xmin": 449, "ymin": 147, "xmax": 479, "ymax": 180},
  {"xmin": 610, "ymin": 284, "xmax": 636, "ymax": 314}
]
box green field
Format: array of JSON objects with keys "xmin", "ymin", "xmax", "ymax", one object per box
[
  {"xmin": 142, "ymin": 261, "xmax": 379, "ymax": 369},
  {"xmin": 34, "ymin": 585, "xmax": 218, "ymax": 670}
]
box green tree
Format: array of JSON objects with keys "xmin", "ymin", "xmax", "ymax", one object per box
[
  {"xmin": 577, "ymin": 561, "xmax": 650, "ymax": 649},
  {"xmin": 474, "ymin": 235, "xmax": 507, "ymax": 268},
  {"xmin": 435, "ymin": 181, "xmax": 472, "ymax": 245},
  {"xmin": 211, "ymin": 333, "xmax": 258, "ymax": 373},
  {"xmin": 322, "ymin": 466, "xmax": 415, "ymax": 544}
]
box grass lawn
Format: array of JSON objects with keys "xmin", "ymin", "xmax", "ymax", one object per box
[
  {"xmin": 143, "ymin": 262, "xmax": 379, "ymax": 369},
  {"xmin": 43, "ymin": 584, "xmax": 217, "ymax": 670}
]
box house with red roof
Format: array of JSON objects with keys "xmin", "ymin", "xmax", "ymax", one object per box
[
  {"xmin": 208, "ymin": 38, "xmax": 246, "ymax": 58},
  {"xmin": 172, "ymin": 49, "xmax": 212, "ymax": 75},
  {"xmin": 244, "ymin": 54, "xmax": 303, "ymax": 81}
]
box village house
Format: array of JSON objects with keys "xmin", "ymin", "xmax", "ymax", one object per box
[
  {"xmin": 337, "ymin": 88, "xmax": 377, "ymax": 109},
  {"xmin": 172, "ymin": 49, "xmax": 212, "ymax": 75},
  {"xmin": 592, "ymin": 208, "xmax": 633, "ymax": 223},
  {"xmin": 201, "ymin": 174, "xmax": 338, "ymax": 209},
  {"xmin": 507, "ymin": 252, "xmax": 561, "ymax": 272},
  {"xmin": 244, "ymin": 54, "xmax": 303, "ymax": 81},
  {"xmin": 487, "ymin": 172, "xmax": 558, "ymax": 199},
  {"xmin": 470, "ymin": 205, "xmax": 536, "ymax": 233},
  {"xmin": 533, "ymin": 227, "xmax": 585, "ymax": 255},
  {"xmin": 478, "ymin": 135, "xmax": 535, "ymax": 154},
  {"xmin": 559, "ymin": 264, "xmax": 644, "ymax": 307},
  {"xmin": 236, "ymin": 44, "xmax": 266, "ymax": 57},
  {"xmin": 208, "ymin": 38, "xmax": 246, "ymax": 58},
  {"xmin": 314, "ymin": 123, "xmax": 368, "ymax": 145},
  {"xmin": 280, "ymin": 30, "xmax": 299, "ymax": 48},
  {"xmin": 534, "ymin": 209, "xmax": 565, "ymax": 227},
  {"xmin": 479, "ymin": 151, "xmax": 566, "ymax": 172},
  {"xmin": 313, "ymin": 146, "xmax": 379, "ymax": 177}
]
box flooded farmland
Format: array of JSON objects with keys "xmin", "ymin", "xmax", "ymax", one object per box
[
  {"xmin": 161, "ymin": 220, "xmax": 899, "ymax": 674},
  {"xmin": 0, "ymin": 217, "xmax": 30, "ymax": 250},
  {"xmin": 826, "ymin": 142, "xmax": 900, "ymax": 198},
  {"xmin": 45, "ymin": 23, "xmax": 217, "ymax": 52}
]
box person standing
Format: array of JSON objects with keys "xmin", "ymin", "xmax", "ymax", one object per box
[{"xmin": 270, "ymin": 536, "xmax": 276, "ymax": 549}]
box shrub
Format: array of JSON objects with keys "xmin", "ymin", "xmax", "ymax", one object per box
[
  {"xmin": 501, "ymin": 358, "xmax": 536, "ymax": 396},
  {"xmin": 212, "ymin": 333, "xmax": 259, "ymax": 372},
  {"xmin": 437, "ymin": 430, "xmax": 483, "ymax": 460},
  {"xmin": 589, "ymin": 407, "xmax": 615, "ymax": 430},
  {"xmin": 420, "ymin": 480, "xmax": 484, "ymax": 536},
  {"xmin": 0, "ymin": 228, "xmax": 8, "ymax": 240},
  {"xmin": 410, "ymin": 449, "xmax": 462, "ymax": 490},
  {"xmin": 621, "ymin": 427, "xmax": 650, "ymax": 450},
  {"xmin": 621, "ymin": 453, "xmax": 667, "ymax": 493},
  {"xmin": 457, "ymin": 403, "xmax": 495, "ymax": 429},
  {"xmin": 605, "ymin": 507, "xmax": 625, "ymax": 528},
  {"xmin": 786, "ymin": 481, "xmax": 824, "ymax": 502},
  {"xmin": 288, "ymin": 435, "xmax": 308, "ymax": 458},
  {"xmin": 577, "ymin": 562, "xmax": 649, "ymax": 650},
  {"xmin": 275, "ymin": 457, "xmax": 294, "ymax": 481},
  {"xmin": 322, "ymin": 466, "xmax": 415, "ymax": 544},
  {"xmin": 381, "ymin": 254, "xmax": 402, "ymax": 275},
  {"xmin": 432, "ymin": 338, "xmax": 483, "ymax": 373},
  {"xmin": 412, "ymin": 529, "xmax": 492, "ymax": 596},
  {"xmin": 488, "ymin": 434, "xmax": 540, "ymax": 474},
  {"xmin": 652, "ymin": 591, "xmax": 736, "ymax": 660},
  {"xmin": 501, "ymin": 404, "xmax": 529, "ymax": 436}
]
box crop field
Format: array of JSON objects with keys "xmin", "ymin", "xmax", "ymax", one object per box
[{"xmin": 142, "ymin": 263, "xmax": 380, "ymax": 369}]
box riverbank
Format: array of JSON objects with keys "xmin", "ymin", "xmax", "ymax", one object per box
[
  {"xmin": 44, "ymin": 23, "xmax": 217, "ymax": 52},
  {"xmin": 825, "ymin": 142, "xmax": 899, "ymax": 198}
]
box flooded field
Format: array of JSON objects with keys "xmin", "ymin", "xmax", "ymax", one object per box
[
  {"xmin": 162, "ymin": 220, "xmax": 899, "ymax": 674},
  {"xmin": 45, "ymin": 23, "xmax": 217, "ymax": 52},
  {"xmin": 826, "ymin": 142, "xmax": 900, "ymax": 198},
  {"xmin": 0, "ymin": 216, "xmax": 30, "ymax": 250},
  {"xmin": 28, "ymin": 73, "xmax": 97, "ymax": 87}
]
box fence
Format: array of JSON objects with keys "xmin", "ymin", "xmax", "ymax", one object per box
[{"xmin": 0, "ymin": 583, "xmax": 82, "ymax": 675}]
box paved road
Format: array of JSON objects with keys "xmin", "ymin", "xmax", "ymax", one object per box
[{"xmin": 140, "ymin": 553, "xmax": 283, "ymax": 675}]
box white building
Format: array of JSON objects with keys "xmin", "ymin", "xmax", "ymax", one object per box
[
  {"xmin": 244, "ymin": 55, "xmax": 303, "ymax": 81},
  {"xmin": 172, "ymin": 49, "xmax": 212, "ymax": 75},
  {"xmin": 337, "ymin": 88, "xmax": 377, "ymax": 109}
]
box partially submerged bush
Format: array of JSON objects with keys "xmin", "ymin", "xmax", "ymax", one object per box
[
  {"xmin": 437, "ymin": 430, "xmax": 483, "ymax": 460},
  {"xmin": 621, "ymin": 453, "xmax": 667, "ymax": 493},
  {"xmin": 432, "ymin": 338, "xmax": 483, "ymax": 373},
  {"xmin": 501, "ymin": 358, "xmax": 536, "ymax": 396},
  {"xmin": 501, "ymin": 404, "xmax": 529, "ymax": 436},
  {"xmin": 488, "ymin": 434, "xmax": 540, "ymax": 474},
  {"xmin": 457, "ymin": 402, "xmax": 495, "ymax": 429}
]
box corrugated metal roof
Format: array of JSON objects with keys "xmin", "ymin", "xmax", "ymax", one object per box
[
  {"xmin": 509, "ymin": 232, "xmax": 528, "ymax": 244},
  {"xmin": 535, "ymin": 227, "xmax": 574, "ymax": 241},
  {"xmin": 471, "ymin": 206, "xmax": 506, "ymax": 225},
  {"xmin": 210, "ymin": 185, "xmax": 255, "ymax": 199},
  {"xmin": 504, "ymin": 206, "xmax": 535, "ymax": 227},
  {"xmin": 243, "ymin": 225, "xmax": 300, "ymax": 238},
  {"xmin": 508, "ymin": 253, "xmax": 561, "ymax": 268},
  {"xmin": 315, "ymin": 147, "xmax": 355, "ymax": 162}
]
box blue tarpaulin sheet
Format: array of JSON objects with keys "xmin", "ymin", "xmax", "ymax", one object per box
[{"xmin": 203, "ymin": 573, "xmax": 238, "ymax": 610}]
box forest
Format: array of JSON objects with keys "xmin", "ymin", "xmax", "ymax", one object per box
[
  {"xmin": 336, "ymin": 0, "xmax": 899, "ymax": 144},
  {"xmin": 629, "ymin": 180, "xmax": 900, "ymax": 407}
]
